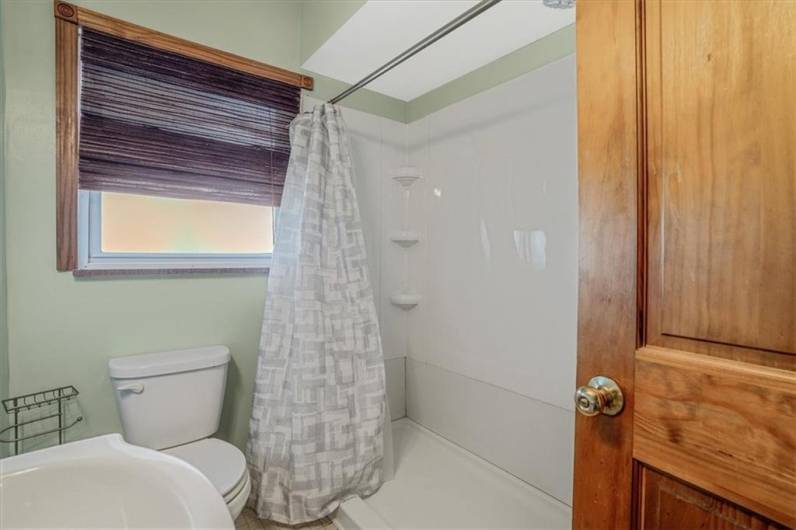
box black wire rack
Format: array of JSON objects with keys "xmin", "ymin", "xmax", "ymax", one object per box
[{"xmin": 1, "ymin": 385, "xmax": 83, "ymax": 455}]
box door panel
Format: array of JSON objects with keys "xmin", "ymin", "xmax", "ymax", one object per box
[
  {"xmin": 645, "ymin": 0, "xmax": 796, "ymax": 361},
  {"xmin": 638, "ymin": 0, "xmax": 796, "ymax": 527},
  {"xmin": 574, "ymin": 0, "xmax": 796, "ymax": 528},
  {"xmin": 638, "ymin": 466, "xmax": 785, "ymax": 530},
  {"xmin": 634, "ymin": 347, "xmax": 796, "ymax": 526}
]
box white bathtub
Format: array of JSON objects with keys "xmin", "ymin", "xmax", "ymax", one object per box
[
  {"xmin": 336, "ymin": 419, "xmax": 571, "ymax": 529},
  {"xmin": 0, "ymin": 434, "xmax": 233, "ymax": 529}
]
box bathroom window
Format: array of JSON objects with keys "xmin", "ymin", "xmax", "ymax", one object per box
[
  {"xmin": 54, "ymin": 2, "xmax": 312, "ymax": 274},
  {"xmin": 79, "ymin": 192, "xmax": 277, "ymax": 271}
]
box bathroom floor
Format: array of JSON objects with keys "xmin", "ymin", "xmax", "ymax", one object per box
[{"xmin": 235, "ymin": 508, "xmax": 337, "ymax": 530}]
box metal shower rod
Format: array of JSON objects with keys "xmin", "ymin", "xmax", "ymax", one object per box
[{"xmin": 329, "ymin": 0, "xmax": 503, "ymax": 104}]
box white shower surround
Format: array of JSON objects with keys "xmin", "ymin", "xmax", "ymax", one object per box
[
  {"xmin": 303, "ymin": 55, "xmax": 577, "ymax": 513},
  {"xmin": 406, "ymin": 54, "xmax": 578, "ymax": 505}
]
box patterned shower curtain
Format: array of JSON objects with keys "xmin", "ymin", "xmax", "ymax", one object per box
[{"xmin": 246, "ymin": 104, "xmax": 387, "ymax": 525}]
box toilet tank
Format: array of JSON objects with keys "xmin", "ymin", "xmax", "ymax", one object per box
[{"xmin": 109, "ymin": 346, "xmax": 231, "ymax": 450}]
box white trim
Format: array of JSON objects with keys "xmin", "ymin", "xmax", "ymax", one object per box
[
  {"xmin": 77, "ymin": 190, "xmax": 91, "ymax": 269},
  {"xmin": 78, "ymin": 191, "xmax": 274, "ymax": 271}
]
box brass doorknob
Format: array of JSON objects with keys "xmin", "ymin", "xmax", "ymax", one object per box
[{"xmin": 574, "ymin": 376, "xmax": 624, "ymax": 417}]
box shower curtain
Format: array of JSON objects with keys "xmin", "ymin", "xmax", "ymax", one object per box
[{"xmin": 246, "ymin": 104, "xmax": 387, "ymax": 525}]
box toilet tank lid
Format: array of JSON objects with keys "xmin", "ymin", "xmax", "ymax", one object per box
[{"xmin": 108, "ymin": 346, "xmax": 231, "ymax": 379}]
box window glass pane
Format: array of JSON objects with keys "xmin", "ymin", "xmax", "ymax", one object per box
[{"xmin": 100, "ymin": 192, "xmax": 274, "ymax": 254}]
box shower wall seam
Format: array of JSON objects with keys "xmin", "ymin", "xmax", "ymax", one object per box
[
  {"xmin": 405, "ymin": 357, "xmax": 575, "ymax": 414},
  {"xmin": 399, "ymin": 416, "xmax": 572, "ymax": 508}
]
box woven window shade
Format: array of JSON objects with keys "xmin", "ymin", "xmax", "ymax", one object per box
[{"xmin": 78, "ymin": 28, "xmax": 300, "ymax": 206}]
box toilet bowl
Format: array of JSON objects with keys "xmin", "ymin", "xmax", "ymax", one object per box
[
  {"xmin": 108, "ymin": 346, "xmax": 250, "ymax": 519},
  {"xmin": 164, "ymin": 438, "xmax": 251, "ymax": 519}
]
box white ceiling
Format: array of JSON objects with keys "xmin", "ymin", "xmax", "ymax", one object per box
[{"xmin": 302, "ymin": 0, "xmax": 575, "ymax": 102}]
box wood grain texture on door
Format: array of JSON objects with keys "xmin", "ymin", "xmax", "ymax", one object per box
[
  {"xmin": 572, "ymin": 0, "xmax": 640, "ymax": 528},
  {"xmin": 574, "ymin": 0, "xmax": 795, "ymax": 527},
  {"xmin": 645, "ymin": 0, "xmax": 796, "ymax": 364},
  {"xmin": 634, "ymin": 347, "xmax": 796, "ymax": 527},
  {"xmin": 636, "ymin": 1, "xmax": 796, "ymax": 526},
  {"xmin": 638, "ymin": 466, "xmax": 786, "ymax": 530}
]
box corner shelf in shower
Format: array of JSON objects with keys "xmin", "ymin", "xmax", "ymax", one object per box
[
  {"xmin": 390, "ymin": 165, "xmax": 422, "ymax": 311},
  {"xmin": 392, "ymin": 166, "xmax": 422, "ymax": 188},
  {"xmin": 390, "ymin": 230, "xmax": 421, "ymax": 248},
  {"xmin": 390, "ymin": 293, "xmax": 421, "ymax": 310}
]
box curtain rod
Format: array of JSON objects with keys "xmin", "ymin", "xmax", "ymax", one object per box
[{"xmin": 329, "ymin": 0, "xmax": 503, "ymax": 104}]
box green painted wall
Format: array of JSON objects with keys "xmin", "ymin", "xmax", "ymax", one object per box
[
  {"xmin": 309, "ymin": 72, "xmax": 408, "ymax": 123},
  {"xmin": 1, "ymin": 0, "xmax": 574, "ymax": 456},
  {"xmin": 0, "ymin": 0, "xmax": 9, "ymax": 459},
  {"xmin": 1, "ymin": 0, "xmax": 310, "ymax": 453},
  {"xmin": 77, "ymin": 0, "xmax": 302, "ymax": 68},
  {"xmin": 299, "ymin": 0, "xmax": 366, "ymax": 64},
  {"xmin": 407, "ymin": 24, "xmax": 576, "ymax": 122},
  {"xmin": 0, "ymin": 0, "xmax": 401, "ymax": 456}
]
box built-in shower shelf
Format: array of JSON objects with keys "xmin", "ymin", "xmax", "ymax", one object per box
[
  {"xmin": 390, "ymin": 293, "xmax": 421, "ymax": 310},
  {"xmin": 390, "ymin": 231, "xmax": 420, "ymax": 248}
]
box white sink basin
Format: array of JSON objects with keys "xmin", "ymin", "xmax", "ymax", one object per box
[{"xmin": 0, "ymin": 434, "xmax": 234, "ymax": 529}]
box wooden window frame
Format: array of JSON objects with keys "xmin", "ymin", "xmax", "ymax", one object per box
[{"xmin": 54, "ymin": 0, "xmax": 313, "ymax": 273}]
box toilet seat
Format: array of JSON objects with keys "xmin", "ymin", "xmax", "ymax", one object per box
[
  {"xmin": 164, "ymin": 438, "xmax": 248, "ymax": 501},
  {"xmin": 222, "ymin": 466, "xmax": 250, "ymax": 503},
  {"xmin": 224, "ymin": 470, "xmax": 251, "ymax": 520}
]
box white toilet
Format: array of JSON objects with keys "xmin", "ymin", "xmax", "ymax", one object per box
[{"xmin": 108, "ymin": 345, "xmax": 250, "ymax": 520}]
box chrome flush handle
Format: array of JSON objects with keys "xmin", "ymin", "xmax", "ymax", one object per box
[{"xmin": 574, "ymin": 376, "xmax": 624, "ymax": 417}]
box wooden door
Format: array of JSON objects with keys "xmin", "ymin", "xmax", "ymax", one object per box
[{"xmin": 573, "ymin": 1, "xmax": 796, "ymax": 529}]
